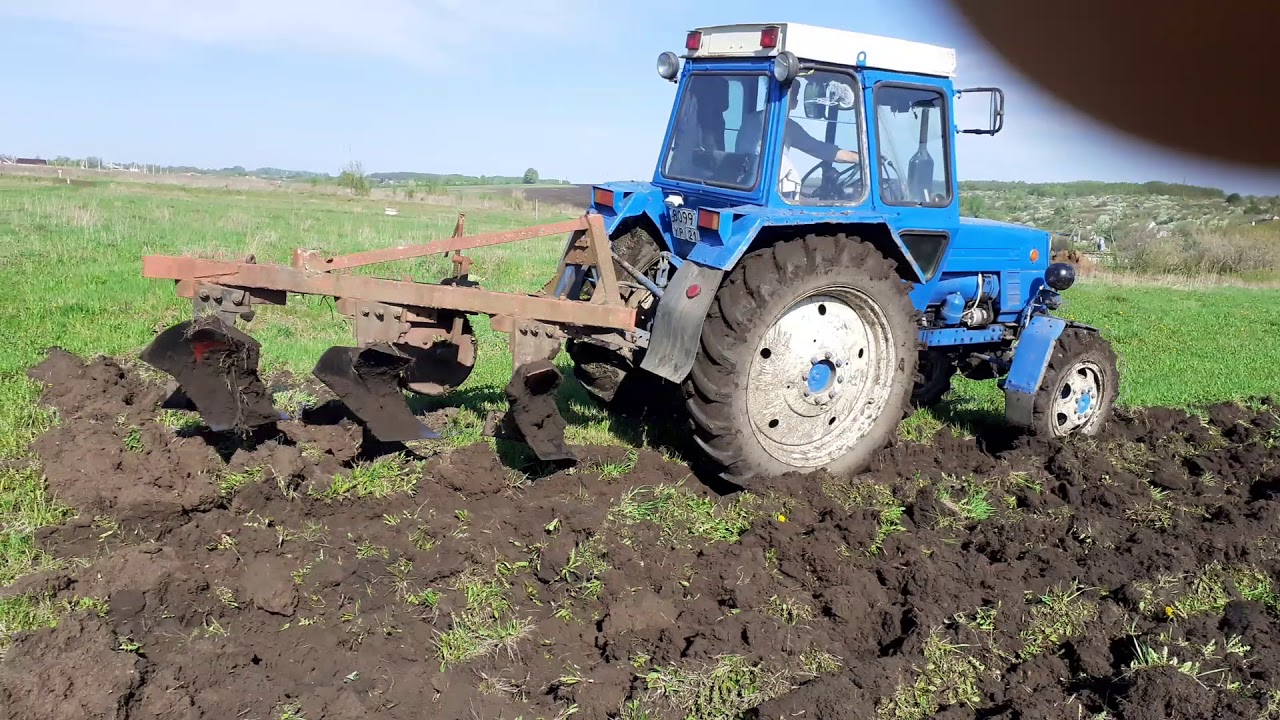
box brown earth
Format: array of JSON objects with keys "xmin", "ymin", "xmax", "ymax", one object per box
[
  {"xmin": 3, "ymin": 349, "xmax": 1280, "ymax": 719},
  {"xmin": 520, "ymin": 185, "xmax": 592, "ymax": 210}
]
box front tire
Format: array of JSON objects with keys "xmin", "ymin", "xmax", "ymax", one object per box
[
  {"xmin": 685, "ymin": 234, "xmax": 918, "ymax": 482},
  {"xmin": 1030, "ymin": 327, "xmax": 1119, "ymax": 437}
]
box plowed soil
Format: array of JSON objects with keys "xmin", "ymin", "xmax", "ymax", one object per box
[{"xmin": 4, "ymin": 349, "xmax": 1280, "ymax": 720}]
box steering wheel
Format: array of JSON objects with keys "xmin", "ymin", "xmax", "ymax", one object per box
[
  {"xmin": 798, "ymin": 160, "xmax": 863, "ymax": 201},
  {"xmin": 879, "ymin": 156, "xmax": 907, "ymax": 203}
]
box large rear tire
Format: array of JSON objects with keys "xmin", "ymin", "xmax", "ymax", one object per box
[
  {"xmin": 566, "ymin": 226, "xmax": 665, "ymax": 407},
  {"xmin": 685, "ymin": 234, "xmax": 918, "ymax": 482}
]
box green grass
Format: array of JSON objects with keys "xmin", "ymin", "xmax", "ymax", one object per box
[
  {"xmin": 876, "ymin": 630, "xmax": 986, "ymax": 720},
  {"xmin": 608, "ymin": 482, "xmax": 759, "ymax": 546}
]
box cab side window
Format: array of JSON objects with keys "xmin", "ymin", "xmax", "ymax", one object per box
[{"xmin": 874, "ymin": 85, "xmax": 951, "ymax": 206}]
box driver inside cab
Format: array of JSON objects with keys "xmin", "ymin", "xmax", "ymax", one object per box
[{"xmin": 779, "ymin": 81, "xmax": 860, "ymax": 200}]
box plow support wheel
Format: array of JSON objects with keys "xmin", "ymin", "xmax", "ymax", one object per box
[
  {"xmin": 139, "ymin": 316, "xmax": 280, "ymax": 432},
  {"xmin": 312, "ymin": 344, "xmax": 440, "ymax": 442}
]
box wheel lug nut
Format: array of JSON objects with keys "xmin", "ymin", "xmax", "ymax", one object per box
[
  {"xmin": 803, "ymin": 389, "xmax": 811, "ymax": 397},
  {"xmin": 829, "ymin": 390, "xmax": 837, "ymax": 399},
  {"xmin": 835, "ymin": 359, "xmax": 844, "ymax": 368},
  {"xmin": 825, "ymin": 351, "xmax": 832, "ymax": 360},
  {"xmin": 811, "ymin": 356, "xmax": 821, "ymax": 365},
  {"xmin": 838, "ymin": 375, "xmax": 845, "ymax": 383}
]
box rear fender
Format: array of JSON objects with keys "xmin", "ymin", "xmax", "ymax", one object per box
[
  {"xmin": 1002, "ymin": 314, "xmax": 1067, "ymax": 427},
  {"xmin": 590, "ymin": 182, "xmax": 674, "ymax": 252},
  {"xmin": 687, "ymin": 209, "xmax": 926, "ymax": 283}
]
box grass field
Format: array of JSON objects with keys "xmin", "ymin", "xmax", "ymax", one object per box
[{"xmin": 2, "ymin": 174, "xmax": 1279, "ymax": 583}]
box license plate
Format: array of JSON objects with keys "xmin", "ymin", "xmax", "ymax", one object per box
[{"xmin": 670, "ymin": 207, "xmax": 699, "ymax": 243}]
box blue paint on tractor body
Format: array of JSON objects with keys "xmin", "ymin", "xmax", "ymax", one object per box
[{"xmin": 586, "ymin": 52, "xmax": 1096, "ymax": 429}]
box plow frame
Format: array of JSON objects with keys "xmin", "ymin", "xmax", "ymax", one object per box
[
  {"xmin": 146, "ymin": 210, "xmax": 640, "ymax": 340},
  {"xmin": 141, "ymin": 211, "xmax": 642, "ymax": 460}
]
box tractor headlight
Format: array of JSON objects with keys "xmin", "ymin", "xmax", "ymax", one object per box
[
  {"xmin": 1045, "ymin": 262, "xmax": 1075, "ymax": 291},
  {"xmin": 772, "ymin": 51, "xmax": 799, "ymax": 85},
  {"xmin": 657, "ymin": 51, "xmax": 680, "ymax": 81}
]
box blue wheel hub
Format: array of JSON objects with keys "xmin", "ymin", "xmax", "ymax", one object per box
[
  {"xmin": 1077, "ymin": 391, "xmax": 1093, "ymax": 417},
  {"xmin": 806, "ymin": 359, "xmax": 836, "ymax": 394}
]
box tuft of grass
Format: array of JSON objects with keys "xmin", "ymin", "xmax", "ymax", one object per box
[
  {"xmin": 823, "ymin": 478, "xmax": 908, "ymax": 555},
  {"xmin": 876, "ymin": 630, "xmax": 986, "ymax": 720},
  {"xmin": 898, "ymin": 410, "xmax": 945, "ymax": 444},
  {"xmin": 578, "ymin": 449, "xmax": 637, "ymax": 481},
  {"xmin": 935, "ymin": 476, "xmax": 998, "ymax": 528},
  {"xmin": 432, "ymin": 570, "xmax": 532, "ymax": 669},
  {"xmin": 609, "ymin": 482, "xmax": 758, "ymax": 546},
  {"xmin": 762, "ymin": 595, "xmax": 816, "ymax": 626},
  {"xmin": 156, "ymin": 408, "xmax": 203, "ymax": 433},
  {"xmin": 1018, "ymin": 583, "xmax": 1099, "ymax": 660},
  {"xmin": 1126, "ymin": 483, "xmax": 1175, "ymax": 530},
  {"xmin": 406, "ymin": 589, "xmax": 442, "ymax": 608},
  {"xmin": 121, "ymin": 424, "xmax": 144, "ymax": 453},
  {"xmin": 0, "ymin": 594, "xmax": 109, "ymax": 654},
  {"xmin": 217, "ymin": 465, "xmax": 264, "ymax": 496},
  {"xmin": 560, "ymin": 536, "xmax": 609, "ymax": 601},
  {"xmin": 0, "ymin": 464, "xmax": 73, "ymax": 585},
  {"xmin": 272, "ymin": 388, "xmax": 318, "ymax": 419},
  {"xmin": 642, "ymin": 654, "xmax": 794, "ymax": 720},
  {"xmin": 0, "ymin": 375, "xmax": 56, "ymax": 461},
  {"xmin": 275, "ymin": 701, "xmax": 307, "ymax": 720},
  {"xmin": 1127, "ymin": 640, "xmax": 1218, "ymax": 681},
  {"xmin": 799, "ymin": 649, "xmax": 843, "ymax": 676},
  {"xmin": 1137, "ymin": 563, "xmax": 1280, "ymax": 620},
  {"xmin": 1106, "ymin": 439, "xmax": 1154, "ymax": 475},
  {"xmin": 319, "ymin": 454, "xmax": 417, "ymax": 500}
]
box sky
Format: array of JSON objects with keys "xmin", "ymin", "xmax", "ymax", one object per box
[{"xmin": 2, "ymin": 0, "xmax": 1278, "ymax": 195}]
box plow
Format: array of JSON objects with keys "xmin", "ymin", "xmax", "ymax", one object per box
[{"xmin": 140, "ymin": 212, "xmax": 636, "ymax": 463}]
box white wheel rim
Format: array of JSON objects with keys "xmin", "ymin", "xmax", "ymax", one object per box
[
  {"xmin": 1051, "ymin": 360, "xmax": 1104, "ymax": 436},
  {"xmin": 746, "ymin": 287, "xmax": 896, "ymax": 468}
]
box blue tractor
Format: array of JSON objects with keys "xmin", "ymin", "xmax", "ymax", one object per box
[{"xmin": 566, "ymin": 22, "xmax": 1120, "ymax": 482}]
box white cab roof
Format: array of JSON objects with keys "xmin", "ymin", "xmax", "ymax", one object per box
[{"xmin": 687, "ymin": 22, "xmax": 957, "ymax": 78}]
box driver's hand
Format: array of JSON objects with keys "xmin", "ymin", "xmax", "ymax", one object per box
[{"xmin": 834, "ymin": 149, "xmax": 860, "ymax": 163}]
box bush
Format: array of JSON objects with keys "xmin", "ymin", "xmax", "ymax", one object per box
[
  {"xmin": 1112, "ymin": 223, "xmax": 1280, "ymax": 276},
  {"xmin": 338, "ymin": 160, "xmax": 370, "ymax": 196}
]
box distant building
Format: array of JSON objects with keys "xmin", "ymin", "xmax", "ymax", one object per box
[{"xmin": 15, "ymin": 157, "xmax": 48, "ymax": 166}]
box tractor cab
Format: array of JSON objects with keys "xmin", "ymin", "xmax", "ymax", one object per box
[{"xmin": 649, "ymin": 23, "xmax": 1004, "ymax": 218}]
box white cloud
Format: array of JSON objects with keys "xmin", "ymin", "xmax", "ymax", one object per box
[{"xmin": 0, "ymin": 0, "xmax": 592, "ymax": 67}]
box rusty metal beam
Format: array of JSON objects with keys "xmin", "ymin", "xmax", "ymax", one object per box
[
  {"xmin": 302, "ymin": 218, "xmax": 590, "ymax": 272},
  {"xmin": 143, "ymin": 255, "xmax": 637, "ymax": 330}
]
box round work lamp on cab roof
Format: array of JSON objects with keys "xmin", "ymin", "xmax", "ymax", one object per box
[{"xmin": 657, "ymin": 51, "xmax": 680, "ymax": 81}]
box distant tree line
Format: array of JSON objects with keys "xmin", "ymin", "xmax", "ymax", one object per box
[
  {"xmin": 960, "ymin": 179, "xmax": 1230, "ymax": 201},
  {"xmin": 10, "ymin": 154, "xmax": 567, "ymax": 186}
]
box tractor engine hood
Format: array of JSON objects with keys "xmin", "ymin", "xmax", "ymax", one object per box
[{"xmin": 588, "ymin": 180, "xmax": 925, "ymax": 280}]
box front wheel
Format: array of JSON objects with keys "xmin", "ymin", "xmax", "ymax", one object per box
[
  {"xmin": 684, "ymin": 234, "xmax": 918, "ymax": 482},
  {"xmin": 1030, "ymin": 327, "xmax": 1119, "ymax": 437}
]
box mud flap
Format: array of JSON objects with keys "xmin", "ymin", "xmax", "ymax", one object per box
[
  {"xmin": 140, "ymin": 316, "xmax": 281, "ymax": 432},
  {"xmin": 1002, "ymin": 315, "xmax": 1067, "ymax": 427},
  {"xmin": 313, "ymin": 344, "xmax": 439, "ymax": 442},
  {"xmin": 491, "ymin": 359, "xmax": 576, "ymax": 463},
  {"xmin": 638, "ymin": 260, "xmax": 724, "ymax": 384}
]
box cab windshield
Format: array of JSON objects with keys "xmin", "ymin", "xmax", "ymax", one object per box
[{"xmin": 661, "ymin": 73, "xmax": 769, "ymax": 191}]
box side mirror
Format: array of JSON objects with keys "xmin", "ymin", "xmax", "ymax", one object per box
[{"xmin": 957, "ymin": 87, "xmax": 1005, "ymax": 135}]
